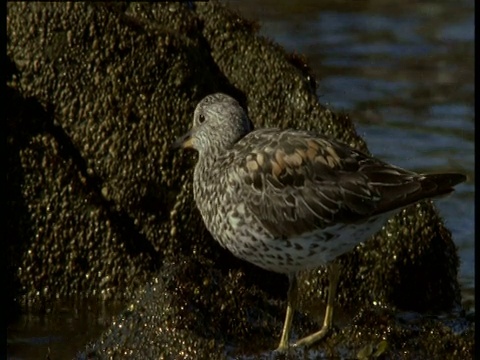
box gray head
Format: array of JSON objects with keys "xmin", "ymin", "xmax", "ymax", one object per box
[{"xmin": 173, "ymin": 93, "xmax": 253, "ymax": 156}]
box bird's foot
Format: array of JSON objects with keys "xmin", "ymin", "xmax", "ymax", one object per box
[{"xmin": 293, "ymin": 325, "xmax": 330, "ymax": 348}]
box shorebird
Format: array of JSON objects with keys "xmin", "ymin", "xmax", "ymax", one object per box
[{"xmin": 173, "ymin": 93, "xmax": 466, "ymax": 351}]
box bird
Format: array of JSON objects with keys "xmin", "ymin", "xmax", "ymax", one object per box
[{"xmin": 173, "ymin": 92, "xmax": 466, "ymax": 351}]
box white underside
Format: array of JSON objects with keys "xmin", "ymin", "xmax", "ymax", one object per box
[{"xmin": 223, "ymin": 208, "xmax": 400, "ymax": 274}]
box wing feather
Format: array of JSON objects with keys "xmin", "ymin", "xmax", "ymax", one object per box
[{"xmin": 227, "ymin": 129, "xmax": 429, "ymax": 238}]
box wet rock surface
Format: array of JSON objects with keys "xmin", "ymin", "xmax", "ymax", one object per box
[{"xmin": 7, "ymin": 1, "xmax": 473, "ymax": 358}]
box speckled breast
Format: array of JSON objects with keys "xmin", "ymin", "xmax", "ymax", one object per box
[{"xmin": 193, "ymin": 158, "xmax": 398, "ymax": 274}]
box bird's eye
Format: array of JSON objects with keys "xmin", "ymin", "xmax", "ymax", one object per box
[{"xmin": 198, "ymin": 114, "xmax": 206, "ymax": 124}]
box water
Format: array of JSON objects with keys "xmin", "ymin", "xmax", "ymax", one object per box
[
  {"xmin": 226, "ymin": 0, "xmax": 474, "ymax": 310},
  {"xmin": 7, "ymin": 299, "xmax": 123, "ymax": 359}
]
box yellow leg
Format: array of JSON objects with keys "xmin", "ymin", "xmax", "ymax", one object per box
[
  {"xmin": 294, "ymin": 263, "xmax": 341, "ymax": 348},
  {"xmin": 276, "ymin": 274, "xmax": 297, "ymax": 352}
]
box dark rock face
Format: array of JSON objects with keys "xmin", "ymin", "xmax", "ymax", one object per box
[{"xmin": 7, "ymin": 2, "xmax": 472, "ymax": 358}]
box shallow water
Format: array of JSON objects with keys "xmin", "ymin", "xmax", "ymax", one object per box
[
  {"xmin": 8, "ymin": 1, "xmax": 474, "ymax": 358},
  {"xmin": 7, "ymin": 299, "xmax": 124, "ymax": 359},
  {"xmin": 227, "ymin": 0, "xmax": 474, "ymax": 311}
]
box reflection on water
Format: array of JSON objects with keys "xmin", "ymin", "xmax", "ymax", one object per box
[
  {"xmin": 7, "ymin": 298, "xmax": 124, "ymax": 359},
  {"xmin": 227, "ymin": 0, "xmax": 474, "ymax": 309}
]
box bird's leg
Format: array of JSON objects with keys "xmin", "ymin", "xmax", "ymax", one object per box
[
  {"xmin": 276, "ymin": 273, "xmax": 298, "ymax": 352},
  {"xmin": 294, "ymin": 262, "xmax": 341, "ymax": 348}
]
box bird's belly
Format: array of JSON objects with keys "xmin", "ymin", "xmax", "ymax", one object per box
[{"xmin": 211, "ymin": 210, "xmax": 396, "ymax": 274}]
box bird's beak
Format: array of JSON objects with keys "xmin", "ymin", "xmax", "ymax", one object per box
[{"xmin": 172, "ymin": 130, "xmax": 194, "ymax": 149}]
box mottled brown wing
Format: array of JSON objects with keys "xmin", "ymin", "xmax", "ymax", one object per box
[{"xmin": 229, "ymin": 128, "xmax": 427, "ymax": 238}]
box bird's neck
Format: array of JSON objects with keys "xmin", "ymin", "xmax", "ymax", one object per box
[
  {"xmin": 193, "ymin": 152, "xmax": 212, "ymax": 185},
  {"xmin": 194, "ymin": 148, "xmax": 231, "ymax": 190},
  {"xmin": 192, "ymin": 151, "xmax": 226, "ymax": 223}
]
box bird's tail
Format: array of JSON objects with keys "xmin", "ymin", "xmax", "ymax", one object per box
[{"xmin": 420, "ymin": 173, "xmax": 466, "ymax": 197}]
